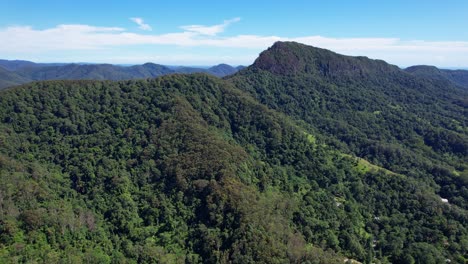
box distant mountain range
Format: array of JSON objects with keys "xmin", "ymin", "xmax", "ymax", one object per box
[{"xmin": 0, "ymin": 60, "xmax": 245, "ymax": 89}]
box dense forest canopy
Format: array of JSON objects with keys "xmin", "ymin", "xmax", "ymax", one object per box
[{"xmin": 0, "ymin": 42, "xmax": 467, "ymax": 263}]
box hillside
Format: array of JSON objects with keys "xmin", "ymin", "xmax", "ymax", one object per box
[
  {"xmin": 0, "ymin": 43, "xmax": 466, "ymax": 263},
  {"xmin": 0, "ymin": 76, "xmax": 356, "ymax": 263}
]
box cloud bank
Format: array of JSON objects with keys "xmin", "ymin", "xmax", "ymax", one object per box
[{"xmin": 1, "ymin": 18, "xmax": 468, "ymax": 66}]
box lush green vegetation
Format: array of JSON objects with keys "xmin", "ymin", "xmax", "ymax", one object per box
[
  {"xmin": 0, "ymin": 42, "xmax": 467, "ymax": 263},
  {"xmin": 229, "ymin": 42, "xmax": 468, "ymax": 210}
]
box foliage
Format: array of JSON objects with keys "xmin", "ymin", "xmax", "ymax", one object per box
[{"xmin": 0, "ymin": 42, "xmax": 466, "ymax": 262}]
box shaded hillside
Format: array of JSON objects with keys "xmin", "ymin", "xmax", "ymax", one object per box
[{"xmin": 1, "ymin": 74, "xmax": 466, "ymax": 263}]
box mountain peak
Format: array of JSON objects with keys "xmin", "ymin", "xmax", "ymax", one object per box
[
  {"xmin": 252, "ymin": 41, "xmax": 400, "ymax": 77},
  {"xmin": 251, "ymin": 41, "xmax": 317, "ymax": 75}
]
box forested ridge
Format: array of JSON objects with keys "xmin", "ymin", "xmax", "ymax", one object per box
[{"xmin": 0, "ymin": 42, "xmax": 467, "ymax": 263}]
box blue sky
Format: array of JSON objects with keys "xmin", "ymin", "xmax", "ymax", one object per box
[{"xmin": 1, "ymin": 0, "xmax": 468, "ymax": 67}]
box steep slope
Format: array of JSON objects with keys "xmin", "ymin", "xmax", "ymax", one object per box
[
  {"xmin": 229, "ymin": 41, "xmax": 467, "ymax": 210},
  {"xmin": 1, "ymin": 74, "xmax": 466, "ymax": 263},
  {"xmin": 0, "ymin": 67, "xmax": 31, "ymax": 89}
]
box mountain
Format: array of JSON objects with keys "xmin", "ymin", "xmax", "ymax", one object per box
[
  {"xmin": 0, "ymin": 60, "xmax": 244, "ymax": 89},
  {"xmin": 230, "ymin": 41, "xmax": 467, "ymax": 186},
  {"xmin": 406, "ymin": 65, "xmax": 468, "ymax": 89},
  {"xmin": 0, "ymin": 43, "xmax": 467, "ymax": 263},
  {"xmin": 229, "ymin": 40, "xmax": 468, "ymax": 213},
  {"xmin": 251, "ymin": 41, "xmax": 400, "ymax": 77}
]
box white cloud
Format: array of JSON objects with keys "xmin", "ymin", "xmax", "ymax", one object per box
[
  {"xmin": 180, "ymin": 17, "xmax": 240, "ymax": 36},
  {"xmin": 1, "ymin": 19, "xmax": 468, "ymax": 67},
  {"xmin": 130, "ymin": 17, "xmax": 152, "ymax": 31}
]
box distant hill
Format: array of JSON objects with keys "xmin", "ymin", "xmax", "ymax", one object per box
[
  {"xmin": 0, "ymin": 60, "xmax": 244, "ymax": 89},
  {"xmin": 207, "ymin": 64, "xmax": 240, "ymax": 77},
  {"xmin": 405, "ymin": 65, "xmax": 468, "ymax": 89}
]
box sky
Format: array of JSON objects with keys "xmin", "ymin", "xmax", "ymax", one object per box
[{"xmin": 1, "ymin": 0, "xmax": 468, "ymax": 67}]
